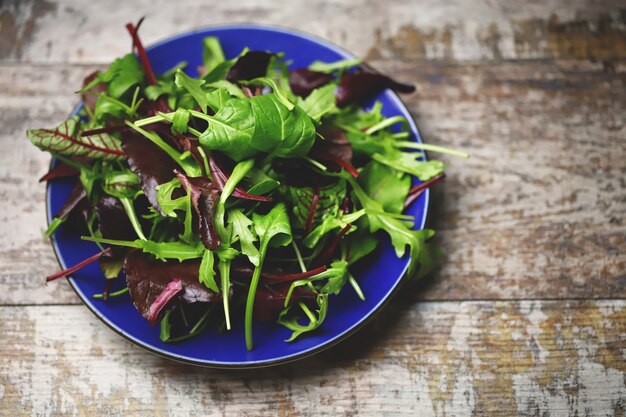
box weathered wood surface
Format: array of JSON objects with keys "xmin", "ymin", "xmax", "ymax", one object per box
[
  {"xmin": 1, "ymin": 0, "xmax": 625, "ymax": 415},
  {"xmin": 2, "ymin": 0, "xmax": 626, "ymax": 63},
  {"xmin": 1, "ymin": 300, "xmax": 625, "ymax": 416}
]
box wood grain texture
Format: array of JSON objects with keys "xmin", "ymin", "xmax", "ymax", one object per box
[
  {"xmin": 1, "ymin": 300, "xmax": 624, "ymax": 416},
  {"xmin": 1, "ymin": 0, "xmax": 625, "ymax": 63},
  {"xmin": 1, "ymin": 0, "xmax": 625, "ymax": 415}
]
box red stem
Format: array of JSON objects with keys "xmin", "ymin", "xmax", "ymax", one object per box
[
  {"xmin": 147, "ymin": 279, "xmax": 184, "ymax": 326},
  {"xmin": 404, "ymin": 173, "xmax": 446, "ymax": 208},
  {"xmin": 126, "ymin": 19, "xmax": 157, "ymax": 85},
  {"xmin": 47, "ymin": 248, "xmax": 113, "ymax": 282},
  {"xmin": 262, "ymin": 266, "xmax": 328, "ymax": 284},
  {"xmin": 102, "ymin": 279, "xmax": 114, "ymax": 301},
  {"xmin": 208, "ymin": 155, "xmax": 271, "ymax": 202},
  {"xmin": 328, "ymin": 156, "xmax": 359, "ymax": 178},
  {"xmin": 304, "ymin": 188, "xmax": 320, "ymax": 234},
  {"xmin": 313, "ymin": 224, "xmax": 352, "ymax": 267}
]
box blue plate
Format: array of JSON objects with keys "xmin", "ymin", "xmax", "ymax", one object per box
[{"xmin": 47, "ymin": 24, "xmax": 429, "ymax": 368}]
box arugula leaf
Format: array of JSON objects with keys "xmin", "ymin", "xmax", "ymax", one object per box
[
  {"xmin": 202, "ymin": 36, "xmax": 226, "ymax": 74},
  {"xmin": 298, "ymin": 84, "xmax": 338, "ymax": 121},
  {"xmin": 83, "ymin": 236, "xmax": 204, "ymax": 262},
  {"xmin": 345, "ymin": 174, "xmax": 434, "ymax": 276},
  {"xmin": 227, "ymin": 209, "xmax": 260, "ymax": 266},
  {"xmin": 373, "ymin": 151, "xmax": 444, "ymax": 181},
  {"xmin": 175, "ymin": 69, "xmax": 209, "ymax": 113},
  {"xmin": 28, "ymin": 117, "xmax": 125, "ymax": 161},
  {"xmin": 103, "ymin": 169, "xmax": 140, "ymax": 199},
  {"xmin": 199, "ymin": 249, "xmax": 218, "ymax": 292},
  {"xmin": 309, "ymin": 58, "xmax": 361, "ymax": 73},
  {"xmin": 245, "ymin": 203, "xmax": 293, "ymax": 350},
  {"xmin": 277, "ymin": 293, "xmax": 328, "ymax": 342},
  {"xmin": 155, "ymin": 178, "xmax": 186, "ymax": 217}
]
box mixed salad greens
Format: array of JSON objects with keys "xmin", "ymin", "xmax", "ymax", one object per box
[{"xmin": 29, "ymin": 20, "xmax": 466, "ymax": 350}]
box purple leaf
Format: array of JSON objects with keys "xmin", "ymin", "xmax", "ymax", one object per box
[
  {"xmin": 39, "ymin": 162, "xmax": 80, "ymax": 183},
  {"xmin": 175, "ymin": 172, "xmax": 221, "ymax": 250},
  {"xmin": 124, "ymin": 251, "xmax": 221, "ymax": 324},
  {"xmin": 288, "ymin": 69, "xmax": 333, "ymax": 98},
  {"xmin": 121, "ymin": 131, "xmax": 178, "ymax": 215},
  {"xmin": 253, "ymin": 284, "xmax": 316, "ymax": 321},
  {"xmin": 335, "ymin": 70, "xmax": 415, "ymax": 108},
  {"xmin": 147, "ymin": 279, "xmax": 184, "ymax": 326},
  {"xmin": 226, "ymin": 51, "xmax": 273, "ymax": 83},
  {"xmin": 54, "ymin": 181, "xmax": 87, "ymax": 220}
]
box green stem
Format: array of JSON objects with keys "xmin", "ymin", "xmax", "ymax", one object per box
[
  {"xmin": 125, "ymin": 121, "xmax": 202, "ymax": 177},
  {"xmin": 120, "ymin": 197, "xmax": 147, "ymax": 240},
  {"xmin": 245, "ymin": 244, "xmax": 267, "ymax": 350},
  {"xmin": 348, "ymin": 276, "xmax": 365, "ymax": 301},
  {"xmin": 219, "ymin": 260, "xmax": 232, "ymax": 331},
  {"xmin": 364, "ymin": 116, "xmax": 406, "ymax": 135},
  {"xmin": 92, "ymin": 287, "xmax": 129, "ymax": 299},
  {"xmin": 395, "ymin": 141, "xmax": 470, "ymax": 158},
  {"xmin": 81, "ymin": 236, "xmax": 140, "ymax": 248}
]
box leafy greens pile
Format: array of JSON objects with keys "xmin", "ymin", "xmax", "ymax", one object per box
[{"xmin": 29, "ymin": 20, "xmax": 464, "ymax": 350}]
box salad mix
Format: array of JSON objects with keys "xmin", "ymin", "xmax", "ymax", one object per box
[{"xmin": 29, "ymin": 20, "xmax": 465, "ymax": 350}]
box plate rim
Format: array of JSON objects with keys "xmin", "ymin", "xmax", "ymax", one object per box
[{"xmin": 45, "ymin": 23, "xmax": 430, "ymax": 368}]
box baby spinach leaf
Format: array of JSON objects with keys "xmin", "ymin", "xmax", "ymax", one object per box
[
  {"xmin": 205, "ymin": 88, "xmax": 231, "ymax": 112},
  {"xmin": 358, "ymin": 161, "xmax": 410, "ymax": 214},
  {"xmin": 197, "ymin": 99, "xmax": 256, "ymax": 161},
  {"xmin": 250, "ymin": 94, "xmax": 316, "ymax": 157},
  {"xmin": 298, "ymin": 84, "xmax": 338, "ymax": 121},
  {"xmin": 28, "ymin": 117, "xmax": 125, "ymax": 161}
]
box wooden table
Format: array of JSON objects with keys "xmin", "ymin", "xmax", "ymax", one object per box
[{"xmin": 1, "ymin": 1, "xmax": 625, "ymax": 415}]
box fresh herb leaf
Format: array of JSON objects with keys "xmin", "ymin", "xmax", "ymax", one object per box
[
  {"xmin": 298, "ymin": 84, "xmax": 338, "ymax": 121},
  {"xmin": 199, "ymin": 249, "xmax": 218, "ymax": 292},
  {"xmin": 202, "ymin": 36, "xmax": 226, "ymax": 75},
  {"xmin": 28, "ymin": 117, "xmax": 125, "ymax": 161},
  {"xmin": 175, "ymin": 69, "xmax": 209, "ymax": 113},
  {"xmin": 245, "ymin": 203, "xmax": 293, "ymax": 350}
]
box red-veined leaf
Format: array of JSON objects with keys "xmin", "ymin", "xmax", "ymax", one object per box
[{"xmin": 27, "ymin": 116, "xmax": 125, "ymax": 161}]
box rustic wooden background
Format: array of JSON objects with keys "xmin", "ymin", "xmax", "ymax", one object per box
[{"xmin": 1, "ymin": 0, "xmax": 625, "ymax": 415}]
